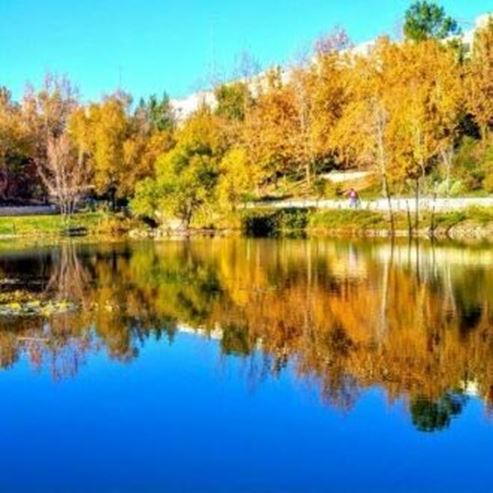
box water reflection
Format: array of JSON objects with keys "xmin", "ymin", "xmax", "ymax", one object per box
[{"xmin": 1, "ymin": 238, "xmax": 493, "ymax": 432}]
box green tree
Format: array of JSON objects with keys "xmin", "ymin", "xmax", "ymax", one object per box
[
  {"xmin": 132, "ymin": 107, "xmax": 224, "ymax": 228},
  {"xmin": 214, "ymin": 82, "xmax": 251, "ymax": 121},
  {"xmin": 404, "ymin": 1, "xmax": 461, "ymax": 42},
  {"xmin": 135, "ymin": 93, "xmax": 175, "ymax": 132}
]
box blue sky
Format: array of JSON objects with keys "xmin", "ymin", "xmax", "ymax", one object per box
[{"xmin": 0, "ymin": 0, "xmax": 490, "ymax": 101}]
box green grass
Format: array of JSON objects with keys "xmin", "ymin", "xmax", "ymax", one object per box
[
  {"xmin": 0, "ymin": 212, "xmax": 132, "ymax": 237},
  {"xmin": 433, "ymin": 211, "xmax": 468, "ymax": 229},
  {"xmin": 432, "ymin": 207, "xmax": 493, "ymax": 229},
  {"xmin": 309, "ymin": 209, "xmax": 388, "ymax": 231},
  {"xmin": 463, "ymin": 206, "xmax": 493, "ymax": 224},
  {"xmin": 238, "ymin": 206, "xmax": 493, "ymax": 237}
]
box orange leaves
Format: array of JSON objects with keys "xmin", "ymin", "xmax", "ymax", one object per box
[{"xmin": 465, "ymin": 18, "xmax": 493, "ymax": 140}]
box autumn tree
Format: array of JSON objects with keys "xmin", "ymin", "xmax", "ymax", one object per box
[
  {"xmin": 0, "ymin": 87, "xmax": 34, "ymax": 200},
  {"xmin": 266, "ymin": 29, "xmax": 352, "ymax": 192},
  {"xmin": 217, "ymin": 147, "xmax": 255, "ymax": 211},
  {"xmin": 36, "ymin": 132, "xmax": 90, "ymax": 217},
  {"xmin": 310, "ymin": 28, "xmax": 352, "ymax": 173},
  {"xmin": 287, "ymin": 65, "xmax": 317, "ymax": 188},
  {"xmin": 21, "ymin": 74, "xmax": 79, "ymax": 162},
  {"xmin": 241, "ymin": 67, "xmax": 299, "ymax": 193},
  {"xmin": 21, "ymin": 74, "xmax": 80, "ymax": 202},
  {"xmin": 332, "ymin": 38, "xmax": 400, "ymax": 231},
  {"xmin": 465, "ymin": 17, "xmax": 493, "ymax": 141},
  {"xmin": 69, "ymin": 93, "xmax": 130, "ymax": 205},
  {"xmin": 393, "ymin": 40, "xmax": 463, "ymax": 228}
]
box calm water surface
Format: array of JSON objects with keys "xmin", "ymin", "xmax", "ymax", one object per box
[{"xmin": 0, "ymin": 238, "xmax": 492, "ymax": 493}]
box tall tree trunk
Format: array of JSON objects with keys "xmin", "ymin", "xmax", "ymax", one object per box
[
  {"xmin": 111, "ymin": 189, "xmax": 116, "ymax": 212},
  {"xmin": 414, "ymin": 177, "xmax": 420, "ymax": 233},
  {"xmin": 382, "ymin": 173, "xmax": 395, "ymax": 235},
  {"xmin": 481, "ymin": 125, "xmax": 489, "ymax": 145},
  {"xmin": 429, "ymin": 184, "xmax": 437, "ymax": 237},
  {"xmin": 406, "ymin": 200, "xmax": 413, "ymax": 237},
  {"xmin": 374, "ymin": 104, "xmax": 393, "ymax": 234},
  {"xmin": 305, "ymin": 160, "xmax": 311, "ymax": 190},
  {"xmin": 440, "ymin": 146, "xmax": 453, "ymax": 196}
]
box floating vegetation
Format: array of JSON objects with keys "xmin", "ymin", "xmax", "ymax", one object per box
[{"xmin": 0, "ymin": 290, "xmax": 77, "ymax": 317}]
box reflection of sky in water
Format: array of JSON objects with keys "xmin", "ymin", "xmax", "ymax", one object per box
[
  {"xmin": 0, "ymin": 333, "xmax": 492, "ymax": 493},
  {"xmin": 0, "ymin": 239, "xmax": 492, "ymax": 492}
]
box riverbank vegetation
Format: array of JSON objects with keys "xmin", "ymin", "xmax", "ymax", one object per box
[
  {"xmin": 0, "ymin": 2, "xmax": 492, "ymax": 235},
  {"xmin": 239, "ymin": 206, "xmax": 493, "ymax": 239}
]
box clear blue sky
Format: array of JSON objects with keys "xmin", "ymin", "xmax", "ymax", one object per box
[{"xmin": 0, "ymin": 0, "xmax": 490, "ymax": 102}]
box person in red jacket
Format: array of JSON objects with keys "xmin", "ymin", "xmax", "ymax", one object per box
[{"xmin": 347, "ymin": 188, "xmax": 360, "ymax": 209}]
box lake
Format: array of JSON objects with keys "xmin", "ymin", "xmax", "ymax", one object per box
[{"xmin": 0, "ymin": 238, "xmax": 492, "ymax": 493}]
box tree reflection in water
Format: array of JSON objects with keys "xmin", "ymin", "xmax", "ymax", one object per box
[
  {"xmin": 0, "ymin": 238, "xmax": 492, "ymax": 431},
  {"xmin": 411, "ymin": 391, "xmax": 469, "ymax": 433}
]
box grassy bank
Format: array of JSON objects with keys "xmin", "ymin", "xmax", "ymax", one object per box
[
  {"xmin": 0, "ymin": 212, "xmax": 135, "ymax": 238},
  {"xmin": 2, "ymin": 206, "xmax": 493, "ymax": 241},
  {"xmin": 239, "ymin": 206, "xmax": 493, "ymax": 239}
]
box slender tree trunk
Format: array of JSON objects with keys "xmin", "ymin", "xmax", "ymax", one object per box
[
  {"xmin": 406, "ymin": 200, "xmax": 413, "ymax": 237},
  {"xmin": 305, "ymin": 161, "xmax": 311, "ymax": 190},
  {"xmin": 414, "ymin": 177, "xmax": 420, "ymax": 233},
  {"xmin": 184, "ymin": 201, "xmax": 194, "ymax": 230},
  {"xmin": 382, "ymin": 174, "xmax": 395, "ymax": 235},
  {"xmin": 414, "ymin": 237, "xmax": 421, "ymax": 285},
  {"xmin": 441, "ymin": 146, "xmax": 453, "ymax": 196},
  {"xmin": 111, "ymin": 189, "xmax": 116, "ymax": 212},
  {"xmin": 481, "ymin": 125, "xmax": 489, "ymax": 145},
  {"xmin": 429, "ymin": 184, "xmax": 437, "ymax": 237},
  {"xmin": 374, "ymin": 104, "xmax": 393, "ymax": 234},
  {"xmin": 300, "ymin": 109, "xmax": 312, "ymax": 191}
]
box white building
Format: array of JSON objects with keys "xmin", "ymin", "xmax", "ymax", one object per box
[
  {"xmin": 462, "ymin": 13, "xmax": 492, "ymax": 52},
  {"xmin": 171, "ymin": 90, "xmax": 216, "ymax": 122}
]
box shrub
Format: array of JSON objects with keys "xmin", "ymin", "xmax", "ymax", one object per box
[
  {"xmin": 240, "ymin": 208, "xmax": 310, "ymax": 236},
  {"xmin": 277, "ymin": 208, "xmax": 310, "ymax": 230},
  {"xmin": 241, "ymin": 209, "xmax": 279, "ymax": 236},
  {"xmin": 449, "ymin": 180, "xmax": 466, "ymax": 197}
]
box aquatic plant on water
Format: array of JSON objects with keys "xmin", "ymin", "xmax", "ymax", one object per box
[{"xmin": 0, "ymin": 290, "xmax": 76, "ymax": 317}]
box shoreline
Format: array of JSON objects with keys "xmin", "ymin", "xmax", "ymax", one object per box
[{"xmin": 1, "ymin": 207, "xmax": 493, "ymax": 243}]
